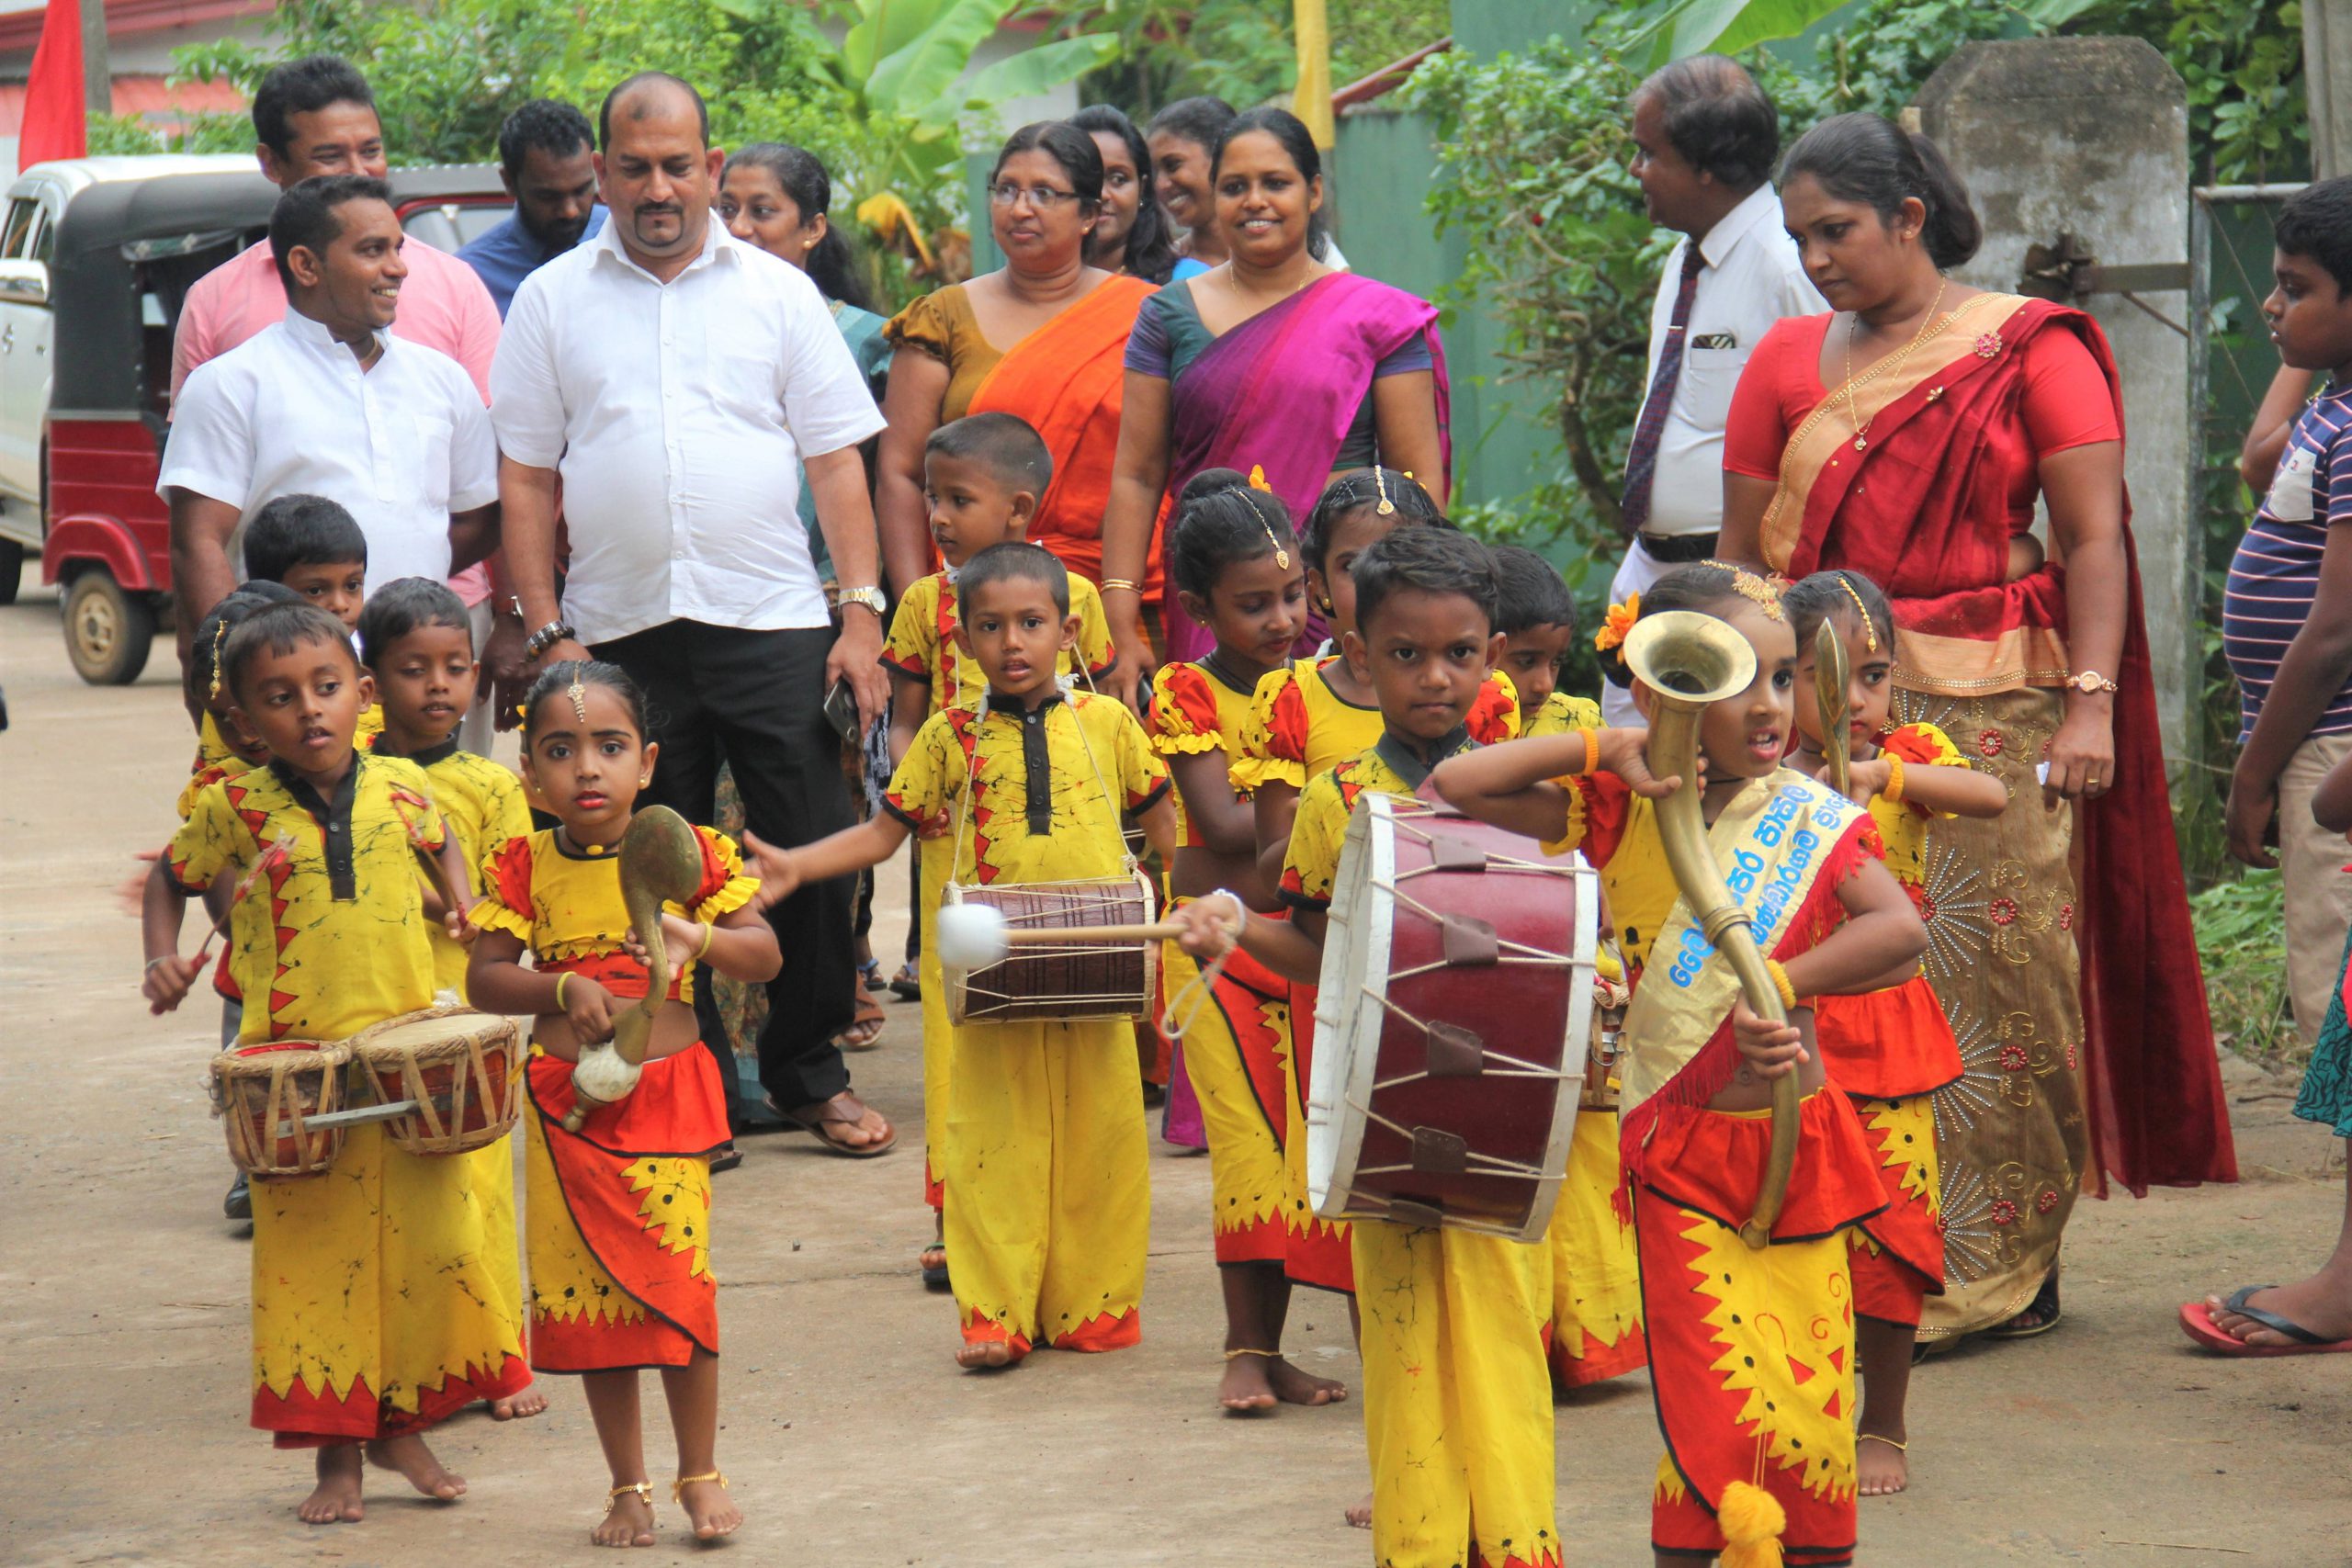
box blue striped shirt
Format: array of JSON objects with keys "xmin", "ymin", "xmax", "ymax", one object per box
[{"xmin": 2224, "ymin": 387, "xmax": 2352, "ymax": 740}]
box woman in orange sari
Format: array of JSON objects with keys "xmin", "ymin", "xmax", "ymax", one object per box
[{"xmin": 1720, "ymin": 114, "xmax": 2236, "ymax": 1347}]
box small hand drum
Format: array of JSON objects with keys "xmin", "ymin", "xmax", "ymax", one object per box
[
  {"xmin": 1307, "ymin": 793, "xmax": 1599, "ymax": 1241},
  {"xmin": 940, "ymin": 870, "xmax": 1159, "ymax": 1026},
  {"xmin": 210, "ymin": 1040, "xmax": 351, "ymax": 1179},
  {"xmin": 348, "ymin": 1006, "xmax": 523, "ymax": 1156}
]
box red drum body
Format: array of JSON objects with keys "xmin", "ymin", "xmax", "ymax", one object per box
[
  {"xmin": 349, "ymin": 1006, "xmax": 523, "ymax": 1156},
  {"xmin": 1306, "ymin": 794, "xmax": 1599, "ymax": 1241},
  {"xmin": 943, "ymin": 870, "xmax": 1159, "ymax": 1025},
  {"xmin": 210, "ymin": 1041, "xmax": 348, "ymax": 1179}
]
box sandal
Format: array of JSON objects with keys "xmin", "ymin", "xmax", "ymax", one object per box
[
  {"xmin": 2179, "ymin": 1285, "xmax": 2352, "ymax": 1357},
  {"xmin": 771, "ymin": 1091, "xmax": 897, "ymax": 1158},
  {"xmin": 708, "ymin": 1144, "xmax": 744, "ymax": 1175},
  {"xmin": 833, "ymin": 991, "xmax": 888, "ymax": 1052},
  {"xmin": 921, "ymin": 1245, "xmax": 950, "ymax": 1292},
  {"xmin": 859, "ymin": 958, "xmax": 886, "ymax": 994},
  {"xmin": 888, "ymin": 962, "xmax": 922, "ymax": 1001},
  {"xmin": 1984, "ymin": 1271, "xmax": 2061, "ymax": 1339}
]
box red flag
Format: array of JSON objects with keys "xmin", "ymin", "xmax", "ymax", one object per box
[{"xmin": 21, "ymin": 0, "xmax": 90, "ymax": 169}]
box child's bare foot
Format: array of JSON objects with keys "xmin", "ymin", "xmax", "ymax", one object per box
[
  {"xmin": 594, "ymin": 1483, "xmax": 655, "ymax": 1548},
  {"xmin": 1218, "ymin": 1349, "xmax": 1279, "ymax": 1412},
  {"xmin": 299, "ymin": 1446, "xmax": 365, "ymax": 1525},
  {"xmin": 956, "ymin": 1338, "xmax": 1017, "ymax": 1370},
  {"xmin": 1268, "ymin": 1357, "xmax": 1348, "ymax": 1407},
  {"xmin": 1857, "ymin": 1430, "xmax": 1909, "ymax": 1496},
  {"xmin": 363, "ymin": 1435, "xmax": 466, "ymax": 1501},
  {"xmin": 1344, "ymin": 1491, "xmax": 1373, "ymax": 1529},
  {"xmin": 491, "ymin": 1387, "xmax": 549, "ymax": 1420},
  {"xmin": 676, "ymin": 1474, "xmax": 741, "ymax": 1540}
]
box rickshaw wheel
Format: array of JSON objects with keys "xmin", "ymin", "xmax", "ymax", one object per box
[
  {"xmin": 0, "ymin": 537, "xmax": 21, "ymax": 605},
  {"xmin": 62, "ymin": 570, "xmax": 154, "ymax": 685}
]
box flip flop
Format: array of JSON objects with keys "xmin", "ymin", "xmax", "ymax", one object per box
[
  {"xmin": 2178, "ymin": 1286, "xmax": 2352, "ymax": 1357},
  {"xmin": 770, "ymin": 1092, "xmax": 898, "ymax": 1158},
  {"xmin": 920, "ymin": 1247, "xmax": 951, "ymax": 1292}
]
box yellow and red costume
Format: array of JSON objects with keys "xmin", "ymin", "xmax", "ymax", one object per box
[
  {"xmin": 1518, "ymin": 694, "xmax": 1649, "ymax": 1388},
  {"xmin": 1547, "ymin": 766, "xmax": 1905, "ymax": 1568},
  {"xmin": 167, "ymin": 752, "xmax": 529, "ymax": 1445},
  {"xmin": 1146, "ymin": 659, "xmax": 1290, "ymax": 1264},
  {"xmin": 882, "ymin": 566, "xmax": 1116, "ymax": 1210},
  {"xmin": 469, "ymin": 823, "xmax": 758, "ymax": 1372},
  {"xmin": 884, "ymin": 689, "xmax": 1170, "ymax": 1359},
  {"xmin": 1812, "ymin": 723, "xmax": 1967, "ymax": 1327},
  {"xmin": 1236, "ymin": 656, "xmax": 1519, "ymax": 1293},
  {"xmin": 1283, "ymin": 731, "xmax": 1560, "ymax": 1568}
]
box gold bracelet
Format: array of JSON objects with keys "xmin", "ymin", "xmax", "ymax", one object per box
[
  {"xmin": 1576, "ymin": 727, "xmax": 1602, "ymax": 778},
  {"xmin": 1882, "ymin": 752, "xmax": 1906, "ymax": 805},
  {"xmin": 695, "ymin": 921, "xmax": 716, "ymax": 961},
  {"xmin": 1100, "ymin": 578, "xmax": 1143, "ymax": 596},
  {"xmin": 1764, "ymin": 958, "xmax": 1797, "ymax": 1010},
  {"xmin": 555, "ymin": 971, "xmax": 571, "ymax": 1010}
]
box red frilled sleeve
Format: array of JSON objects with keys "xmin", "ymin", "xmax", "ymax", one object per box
[
  {"xmin": 470, "ymin": 834, "xmax": 537, "ymax": 942},
  {"xmin": 1466, "ymin": 671, "xmax": 1520, "ymax": 745}
]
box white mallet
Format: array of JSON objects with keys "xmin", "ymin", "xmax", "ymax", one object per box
[{"xmin": 934, "ymin": 900, "xmax": 1191, "ymax": 969}]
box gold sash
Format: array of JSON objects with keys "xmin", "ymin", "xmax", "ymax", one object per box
[{"xmin": 1618, "ymin": 770, "xmax": 1865, "ymax": 1117}]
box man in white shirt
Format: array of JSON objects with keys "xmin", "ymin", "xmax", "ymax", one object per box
[
  {"xmin": 164, "ymin": 175, "xmax": 500, "ymax": 647},
  {"xmin": 492, "ymin": 73, "xmax": 895, "ymax": 1158},
  {"xmin": 1608, "ymin": 56, "xmax": 1823, "ymax": 725}
]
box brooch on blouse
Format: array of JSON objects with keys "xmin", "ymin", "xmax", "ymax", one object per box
[{"xmin": 1973, "ymin": 331, "xmax": 2004, "ymax": 359}]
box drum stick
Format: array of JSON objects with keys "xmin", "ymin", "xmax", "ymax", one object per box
[
  {"xmin": 999, "ymin": 922, "xmax": 1187, "ymax": 945},
  {"xmin": 275, "ymin": 1100, "xmax": 417, "ymax": 1136}
]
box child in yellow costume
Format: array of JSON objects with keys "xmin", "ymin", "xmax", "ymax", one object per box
[
  {"xmin": 468, "ymin": 660, "xmax": 780, "ymax": 1548},
  {"xmin": 1432, "ymin": 563, "xmax": 1932, "ymax": 1568},
  {"xmin": 1491, "ymin": 544, "xmax": 1649, "ymax": 1391},
  {"xmin": 881, "ymin": 412, "xmax": 1114, "ymax": 1288},
  {"xmin": 1147, "ymin": 468, "xmax": 1352, "ymax": 1413},
  {"xmin": 142, "ymin": 603, "xmax": 526, "ymax": 1525},
  {"xmin": 1174, "ymin": 527, "xmax": 1560, "ymax": 1568},
  {"xmin": 757, "ymin": 542, "xmax": 1175, "ymax": 1367}
]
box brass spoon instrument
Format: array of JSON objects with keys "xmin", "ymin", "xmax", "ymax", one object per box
[
  {"xmin": 1815, "ymin": 618, "xmax": 1852, "ymax": 798},
  {"xmin": 1621, "ymin": 610, "xmax": 1799, "ymax": 1249},
  {"xmin": 561, "ymin": 807, "xmax": 707, "ymax": 1133}
]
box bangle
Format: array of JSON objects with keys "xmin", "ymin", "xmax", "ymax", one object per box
[
  {"xmin": 1882, "ymin": 753, "xmax": 1906, "ymax": 805},
  {"xmin": 1576, "ymin": 727, "xmax": 1602, "ymax": 778},
  {"xmin": 1100, "ymin": 578, "xmax": 1142, "ymax": 596},
  {"xmin": 1211, "ymin": 888, "xmax": 1249, "ymax": 956},
  {"xmin": 1764, "ymin": 958, "xmax": 1798, "ymax": 1010},
  {"xmin": 145, "ymin": 954, "xmax": 176, "ymax": 975},
  {"xmin": 555, "ymin": 972, "xmax": 571, "ymax": 1010},
  {"xmin": 695, "ymin": 921, "xmax": 716, "ymax": 961}
]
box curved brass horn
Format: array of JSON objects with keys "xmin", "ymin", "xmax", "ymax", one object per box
[
  {"xmin": 1815, "ymin": 618, "xmax": 1852, "ymax": 798},
  {"xmin": 1621, "ymin": 611, "xmax": 1798, "ymax": 1250}
]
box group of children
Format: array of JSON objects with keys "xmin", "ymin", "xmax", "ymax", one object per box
[{"xmin": 136, "ymin": 408, "xmax": 2003, "ymax": 1565}]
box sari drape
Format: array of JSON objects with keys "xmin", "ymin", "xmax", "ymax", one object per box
[
  {"xmin": 1158, "ymin": 272, "xmax": 1451, "ymax": 663},
  {"xmin": 1751, "ymin": 293, "xmax": 2233, "ymax": 1208}
]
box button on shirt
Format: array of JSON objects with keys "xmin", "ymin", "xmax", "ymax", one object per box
[
  {"xmin": 1635, "ymin": 183, "xmax": 1823, "ymax": 536},
  {"xmin": 158, "ymin": 310, "xmax": 501, "ymax": 592},
  {"xmin": 489, "ymin": 222, "xmax": 889, "ymax": 646}
]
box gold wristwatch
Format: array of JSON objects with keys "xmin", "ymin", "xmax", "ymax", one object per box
[
  {"xmin": 2064, "ymin": 670, "xmax": 2119, "ymax": 694},
  {"xmin": 837, "ymin": 585, "xmax": 887, "ymax": 618}
]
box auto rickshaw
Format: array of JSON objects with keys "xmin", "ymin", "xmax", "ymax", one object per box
[{"xmin": 3, "ymin": 159, "xmax": 509, "ymax": 684}]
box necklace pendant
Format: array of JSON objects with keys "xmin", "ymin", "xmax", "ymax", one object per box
[{"xmin": 1852, "ymin": 434, "xmax": 1868, "ymax": 452}]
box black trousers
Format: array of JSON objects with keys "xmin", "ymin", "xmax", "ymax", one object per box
[{"xmin": 594, "ymin": 618, "xmax": 856, "ymax": 1115}]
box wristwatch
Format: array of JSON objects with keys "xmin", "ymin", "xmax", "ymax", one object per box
[
  {"xmin": 2064, "ymin": 670, "xmax": 2120, "ymax": 695},
  {"xmin": 524, "ymin": 619, "xmax": 578, "ymax": 660},
  {"xmin": 837, "ymin": 585, "xmax": 887, "ymax": 618}
]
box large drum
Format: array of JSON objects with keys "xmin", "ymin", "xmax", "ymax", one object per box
[
  {"xmin": 1307, "ymin": 794, "xmax": 1599, "ymax": 1242},
  {"xmin": 210, "ymin": 1040, "xmax": 350, "ymax": 1179},
  {"xmin": 349, "ymin": 1006, "xmax": 523, "ymax": 1156},
  {"xmin": 943, "ymin": 869, "xmax": 1159, "ymax": 1026}
]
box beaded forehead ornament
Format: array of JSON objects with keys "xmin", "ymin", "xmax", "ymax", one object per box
[
  {"xmin": 1838, "ymin": 575, "xmax": 1880, "ymax": 652},
  {"xmin": 1243, "ymin": 466, "xmax": 1291, "ymax": 570}
]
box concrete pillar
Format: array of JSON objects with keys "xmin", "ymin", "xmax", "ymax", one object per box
[
  {"xmin": 83, "ymin": 0, "xmax": 110, "ymax": 121},
  {"xmin": 2310, "ymin": 0, "xmax": 2352, "ymax": 179},
  {"xmin": 1915, "ymin": 38, "xmax": 2195, "ymax": 780}
]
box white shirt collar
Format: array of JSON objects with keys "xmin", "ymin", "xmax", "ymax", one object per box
[
  {"xmin": 591, "ymin": 214, "xmax": 737, "ymax": 284},
  {"xmin": 1696, "ymin": 182, "xmax": 1782, "ymax": 270},
  {"xmin": 279, "ymin": 302, "xmax": 386, "ymax": 367}
]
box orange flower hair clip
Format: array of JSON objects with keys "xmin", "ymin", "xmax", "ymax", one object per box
[{"xmin": 1594, "ymin": 592, "xmax": 1640, "ymax": 654}]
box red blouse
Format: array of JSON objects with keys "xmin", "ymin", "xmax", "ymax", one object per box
[{"xmin": 1723, "ymin": 311, "xmax": 2120, "ymax": 528}]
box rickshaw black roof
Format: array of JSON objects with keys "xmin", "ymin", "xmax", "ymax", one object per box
[{"xmin": 48, "ymin": 164, "xmax": 507, "ymax": 412}]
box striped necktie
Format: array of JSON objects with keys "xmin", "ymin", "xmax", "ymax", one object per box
[{"xmin": 1620, "ymin": 241, "xmax": 1708, "ymax": 536}]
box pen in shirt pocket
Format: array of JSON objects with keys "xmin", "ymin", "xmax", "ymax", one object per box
[{"xmin": 1690, "ymin": 333, "xmax": 1739, "ymax": 350}]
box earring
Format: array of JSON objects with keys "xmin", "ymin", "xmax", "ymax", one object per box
[{"xmin": 639, "ymin": 775, "xmax": 650, "ymax": 787}]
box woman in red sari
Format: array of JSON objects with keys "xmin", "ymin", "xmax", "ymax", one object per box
[{"xmin": 1720, "ymin": 114, "xmax": 2235, "ymax": 1348}]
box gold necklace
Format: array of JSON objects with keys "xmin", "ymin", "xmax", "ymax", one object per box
[{"xmin": 1842, "ymin": 277, "xmax": 1949, "ymax": 452}]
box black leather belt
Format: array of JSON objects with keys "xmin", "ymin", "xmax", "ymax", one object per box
[{"xmin": 1636, "ymin": 531, "xmax": 1719, "ymax": 565}]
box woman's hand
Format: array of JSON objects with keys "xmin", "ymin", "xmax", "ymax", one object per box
[
  {"xmin": 1730, "ymin": 997, "xmax": 1808, "ymax": 1078},
  {"xmin": 1102, "ymin": 605, "xmax": 1154, "ymax": 714},
  {"xmin": 564, "ymin": 975, "xmax": 617, "ymax": 1044},
  {"xmin": 143, "ymin": 953, "xmax": 202, "ymax": 1015},
  {"xmin": 622, "ymin": 911, "xmax": 704, "ymax": 968},
  {"xmin": 2042, "ymin": 702, "xmax": 2116, "ymax": 808}
]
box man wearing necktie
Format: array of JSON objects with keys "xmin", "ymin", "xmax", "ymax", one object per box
[{"xmin": 1606, "ymin": 55, "xmax": 1824, "ymax": 725}]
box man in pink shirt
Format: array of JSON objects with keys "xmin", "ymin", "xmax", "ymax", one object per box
[{"xmin": 172, "ymin": 54, "xmax": 512, "ymax": 748}]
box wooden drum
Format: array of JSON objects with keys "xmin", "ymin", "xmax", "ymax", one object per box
[
  {"xmin": 210, "ymin": 1040, "xmax": 350, "ymax": 1179},
  {"xmin": 1307, "ymin": 794, "xmax": 1600, "ymax": 1242},
  {"xmin": 943, "ymin": 869, "xmax": 1159, "ymax": 1026},
  {"xmin": 349, "ymin": 1006, "xmax": 523, "ymax": 1156}
]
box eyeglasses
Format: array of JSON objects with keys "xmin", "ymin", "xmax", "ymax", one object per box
[{"xmin": 989, "ymin": 183, "xmax": 1081, "ymax": 209}]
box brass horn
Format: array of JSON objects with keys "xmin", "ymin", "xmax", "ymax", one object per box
[
  {"xmin": 1622, "ymin": 610, "xmax": 1799, "ymax": 1250},
  {"xmin": 1815, "ymin": 618, "xmax": 1852, "ymax": 798}
]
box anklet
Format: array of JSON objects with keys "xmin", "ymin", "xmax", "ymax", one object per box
[
  {"xmin": 1223, "ymin": 1347, "xmax": 1280, "ymax": 1359},
  {"xmin": 605, "ymin": 1480, "xmax": 654, "ymax": 1518},
  {"xmin": 1857, "ymin": 1434, "xmax": 1908, "ymax": 1451},
  {"xmin": 673, "ymin": 1470, "xmax": 729, "ymax": 1502}
]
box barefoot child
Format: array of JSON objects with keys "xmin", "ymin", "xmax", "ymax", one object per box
[
  {"xmin": 1430, "ymin": 563, "xmax": 1929, "ymax": 1568},
  {"xmin": 141, "ymin": 603, "xmax": 527, "ymax": 1524},
  {"xmin": 1234, "ymin": 467, "xmax": 1518, "ymax": 1298},
  {"xmin": 1173, "ymin": 526, "xmax": 1561, "ymax": 1568},
  {"xmin": 1144, "ymin": 469, "xmax": 1345, "ymax": 1411},
  {"xmin": 1490, "ymin": 548, "xmax": 1650, "ymax": 1392},
  {"xmin": 757, "ymin": 542, "xmax": 1175, "ymax": 1367},
  {"xmin": 1785, "ymin": 570, "xmax": 2001, "ymax": 1495},
  {"xmin": 357, "ymin": 577, "xmax": 544, "ymax": 1423},
  {"xmin": 882, "ymin": 412, "xmax": 1116, "ymax": 1283}
]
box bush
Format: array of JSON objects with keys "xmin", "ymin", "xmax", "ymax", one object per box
[{"xmin": 2191, "ymin": 869, "xmax": 2301, "ymax": 1070}]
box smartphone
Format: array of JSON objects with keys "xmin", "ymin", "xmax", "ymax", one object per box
[{"xmin": 823, "ymin": 677, "xmax": 861, "ymax": 744}]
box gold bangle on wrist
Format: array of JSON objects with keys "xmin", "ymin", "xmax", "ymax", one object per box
[
  {"xmin": 1765, "ymin": 958, "xmax": 1798, "ymax": 1010},
  {"xmin": 1882, "ymin": 753, "xmax": 1906, "ymax": 805},
  {"xmin": 555, "ymin": 972, "xmax": 572, "ymax": 1010},
  {"xmin": 695, "ymin": 921, "xmax": 716, "ymax": 961},
  {"xmin": 1576, "ymin": 726, "xmax": 1602, "ymax": 778},
  {"xmin": 1100, "ymin": 578, "xmax": 1143, "ymax": 597}
]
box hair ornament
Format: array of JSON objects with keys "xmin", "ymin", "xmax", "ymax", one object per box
[
  {"xmin": 209, "ymin": 617, "xmax": 231, "ymax": 701},
  {"xmin": 1372, "ymin": 464, "xmax": 1396, "ymax": 516},
  {"xmin": 1701, "ymin": 559, "xmax": 1786, "ymax": 622},
  {"xmin": 1594, "ymin": 592, "xmax": 1640, "ymax": 654},
  {"xmin": 567, "ymin": 667, "xmax": 589, "ymax": 724},
  {"xmin": 1234, "ymin": 476, "xmax": 1291, "ymax": 570},
  {"xmin": 1838, "ymin": 574, "xmax": 1880, "ymax": 652},
  {"xmin": 1247, "ymin": 465, "xmax": 1273, "ymax": 493}
]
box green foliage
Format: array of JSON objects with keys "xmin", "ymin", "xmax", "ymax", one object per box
[
  {"xmin": 2166, "ymin": 0, "xmax": 2309, "ymax": 184},
  {"xmin": 1074, "ymin": 0, "xmax": 1450, "ymax": 121},
  {"xmin": 1624, "ymin": 0, "xmax": 1852, "ymax": 70},
  {"xmin": 2191, "ymin": 869, "xmax": 2301, "ymax": 1070}
]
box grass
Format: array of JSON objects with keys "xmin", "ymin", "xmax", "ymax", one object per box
[{"xmin": 2191, "ymin": 868, "xmax": 2305, "ymax": 1074}]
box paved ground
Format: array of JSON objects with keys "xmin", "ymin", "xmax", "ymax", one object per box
[{"xmin": 2, "ymin": 567, "xmax": 2346, "ymax": 1567}]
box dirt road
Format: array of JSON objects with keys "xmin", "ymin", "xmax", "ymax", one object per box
[{"xmin": 1, "ymin": 570, "xmax": 2344, "ymax": 1566}]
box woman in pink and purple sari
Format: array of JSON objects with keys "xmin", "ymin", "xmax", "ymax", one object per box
[{"xmin": 1098, "ymin": 107, "xmax": 1450, "ymax": 705}]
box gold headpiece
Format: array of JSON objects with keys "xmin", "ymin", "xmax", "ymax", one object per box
[
  {"xmin": 1838, "ymin": 574, "xmax": 1880, "ymax": 652},
  {"xmin": 567, "ymin": 667, "xmax": 589, "ymax": 725},
  {"xmin": 208, "ymin": 617, "xmax": 231, "ymax": 701},
  {"xmin": 1238, "ymin": 469, "xmax": 1291, "ymax": 570},
  {"xmin": 1372, "ymin": 464, "xmax": 1396, "ymax": 516},
  {"xmin": 1700, "ymin": 560, "xmax": 1785, "ymax": 621}
]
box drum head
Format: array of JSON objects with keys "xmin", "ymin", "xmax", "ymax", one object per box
[
  {"xmin": 1304, "ymin": 793, "xmax": 1397, "ymax": 1220},
  {"xmin": 350, "ymin": 1005, "xmax": 514, "ymax": 1055}
]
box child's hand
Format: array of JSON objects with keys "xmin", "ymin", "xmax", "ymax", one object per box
[
  {"xmin": 1169, "ymin": 893, "xmax": 1243, "ymax": 963},
  {"xmin": 740, "ymin": 831, "xmax": 803, "ymax": 910},
  {"xmin": 564, "ymin": 976, "xmax": 617, "ymax": 1044},
  {"xmin": 118, "ymin": 849, "xmax": 162, "ymax": 917},
  {"xmin": 143, "ymin": 953, "xmax": 202, "ymax": 1015},
  {"xmin": 1825, "ymin": 756, "xmax": 1892, "ymax": 806},
  {"xmin": 622, "ymin": 912, "xmax": 704, "ymax": 967},
  {"xmin": 914, "ymin": 809, "xmax": 953, "ymax": 841},
  {"xmin": 444, "ymin": 903, "xmax": 474, "ymax": 944},
  {"xmin": 1597, "ymin": 727, "xmax": 1679, "ymax": 799},
  {"xmin": 1730, "ymin": 998, "xmax": 1808, "ymax": 1078}
]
